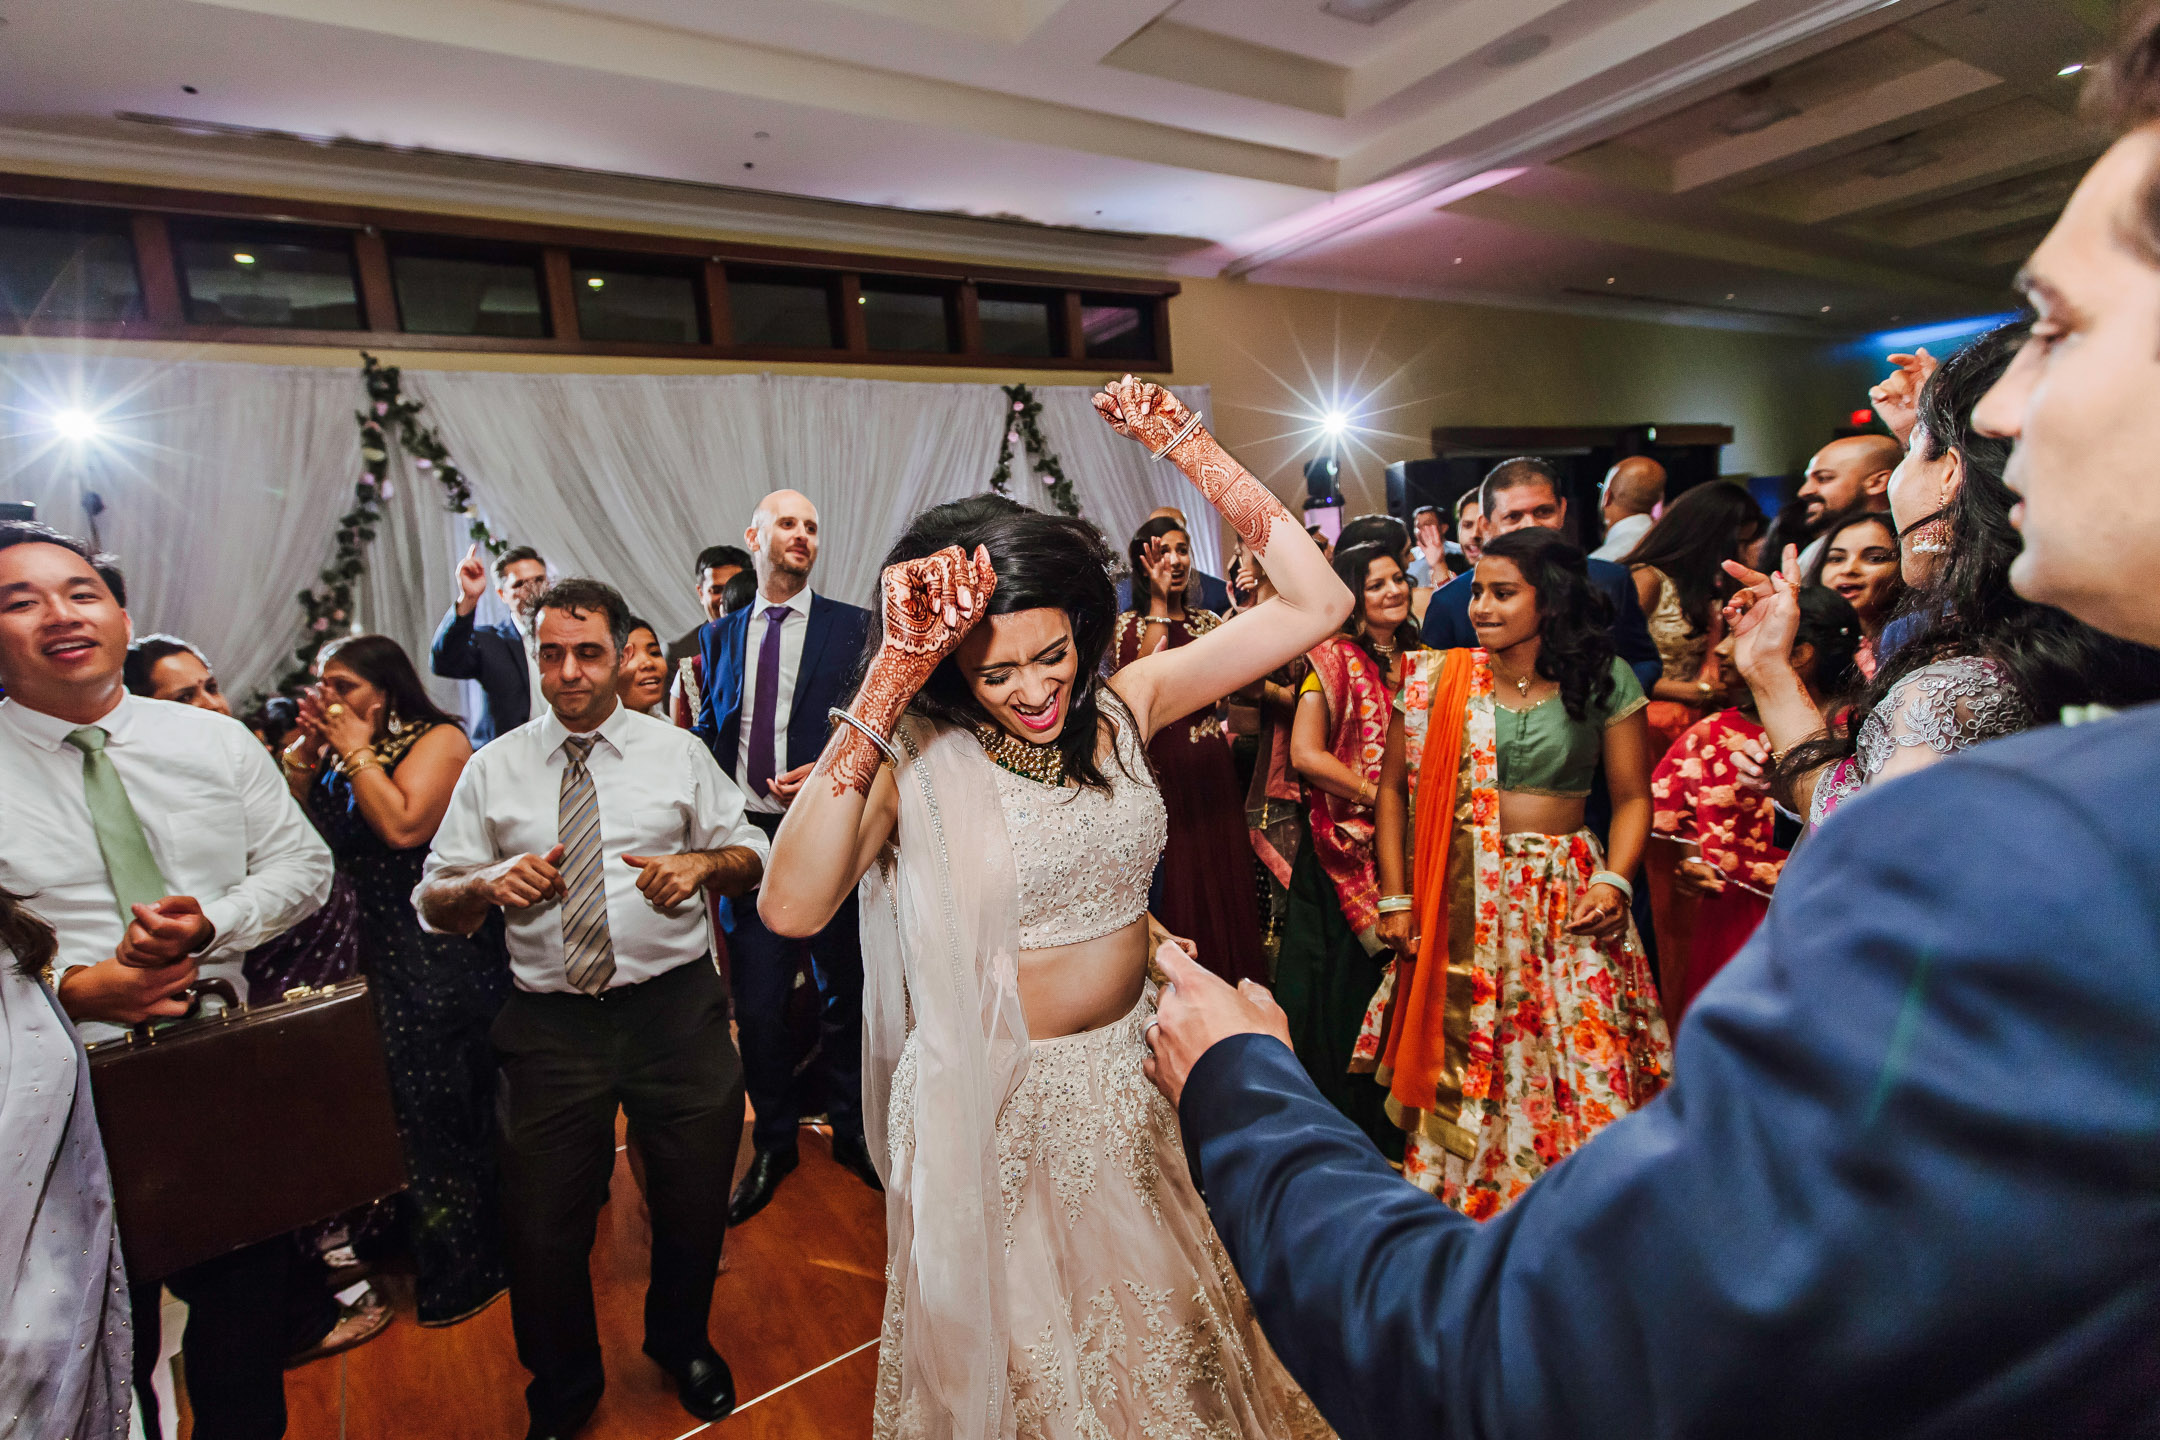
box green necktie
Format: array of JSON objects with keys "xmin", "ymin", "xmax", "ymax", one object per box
[{"xmin": 65, "ymin": 725, "xmax": 172, "ymax": 922}]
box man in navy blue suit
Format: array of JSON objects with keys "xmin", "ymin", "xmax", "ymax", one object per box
[
  {"xmin": 692, "ymin": 489, "xmax": 876, "ymax": 1224},
  {"xmin": 1421, "ymin": 457, "xmax": 1660, "ymax": 689},
  {"xmin": 431, "ymin": 543, "xmax": 549, "ymax": 745},
  {"xmin": 1138, "ymin": 46, "xmax": 2160, "ymax": 1435}
]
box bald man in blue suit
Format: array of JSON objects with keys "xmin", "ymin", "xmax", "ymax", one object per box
[{"xmin": 1140, "ymin": 69, "xmax": 2160, "ymax": 1437}]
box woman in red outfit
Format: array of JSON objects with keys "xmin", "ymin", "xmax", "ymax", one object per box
[
  {"xmin": 1113, "ymin": 515, "xmax": 1267, "ymax": 982},
  {"xmin": 1651, "ymin": 585, "xmax": 1860, "ymax": 1022}
]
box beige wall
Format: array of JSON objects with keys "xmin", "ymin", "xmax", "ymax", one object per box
[{"xmin": 1169, "ymin": 276, "xmax": 1877, "ymax": 517}]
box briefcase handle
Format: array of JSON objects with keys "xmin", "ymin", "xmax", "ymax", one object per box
[{"xmin": 130, "ymin": 975, "xmax": 242, "ymax": 1043}]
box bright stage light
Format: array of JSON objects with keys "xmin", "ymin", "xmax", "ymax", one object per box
[
  {"xmin": 1320, "ymin": 410, "xmax": 1350, "ymax": 438},
  {"xmin": 51, "ymin": 408, "xmax": 102, "ymax": 442}
]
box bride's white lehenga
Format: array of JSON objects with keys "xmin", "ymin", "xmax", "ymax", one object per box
[{"xmin": 863, "ymin": 693, "xmax": 1331, "ymax": 1440}]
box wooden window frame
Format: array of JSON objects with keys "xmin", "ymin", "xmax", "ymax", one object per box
[{"xmin": 0, "ymin": 173, "xmax": 1177, "ymax": 370}]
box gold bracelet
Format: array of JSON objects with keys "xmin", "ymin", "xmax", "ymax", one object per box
[{"xmin": 341, "ymin": 746, "xmax": 382, "ymax": 776}]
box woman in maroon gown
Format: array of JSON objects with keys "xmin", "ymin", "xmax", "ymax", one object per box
[{"xmin": 1113, "ymin": 516, "xmax": 1266, "ymax": 983}]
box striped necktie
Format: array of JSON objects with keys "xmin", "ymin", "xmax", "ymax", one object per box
[
  {"xmin": 558, "ymin": 734, "xmax": 616, "ymax": 995},
  {"xmin": 65, "ymin": 725, "xmax": 172, "ymax": 923}
]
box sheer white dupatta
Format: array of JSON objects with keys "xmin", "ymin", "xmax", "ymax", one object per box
[{"xmin": 860, "ymin": 715, "xmax": 1032, "ymax": 1440}]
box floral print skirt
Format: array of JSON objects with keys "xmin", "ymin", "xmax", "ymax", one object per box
[
  {"xmin": 1397, "ymin": 830, "xmax": 1671, "ymax": 1219},
  {"xmin": 876, "ymin": 984, "xmax": 1332, "ymax": 1440}
]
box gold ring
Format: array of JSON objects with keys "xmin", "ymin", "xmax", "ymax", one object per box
[{"xmin": 326, "ymin": 703, "xmax": 346, "ymax": 717}]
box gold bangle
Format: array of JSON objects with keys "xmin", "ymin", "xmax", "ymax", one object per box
[{"xmin": 341, "ymin": 746, "xmax": 381, "ymax": 776}]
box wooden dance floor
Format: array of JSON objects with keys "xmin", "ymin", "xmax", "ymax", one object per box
[{"xmin": 265, "ymin": 1114, "xmax": 886, "ymax": 1440}]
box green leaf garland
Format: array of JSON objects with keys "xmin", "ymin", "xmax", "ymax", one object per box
[
  {"xmin": 277, "ymin": 352, "xmax": 506, "ymax": 689},
  {"xmin": 988, "ymin": 383, "xmax": 1080, "ymax": 517}
]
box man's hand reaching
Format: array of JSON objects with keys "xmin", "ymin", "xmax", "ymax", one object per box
[{"xmin": 1141, "ymin": 941, "xmax": 1291, "ymax": 1108}]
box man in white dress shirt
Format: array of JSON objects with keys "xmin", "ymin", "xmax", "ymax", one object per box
[
  {"xmin": 0, "ymin": 520, "xmax": 334, "ymax": 1440},
  {"xmin": 417, "ymin": 577, "xmax": 767, "ymax": 1440}
]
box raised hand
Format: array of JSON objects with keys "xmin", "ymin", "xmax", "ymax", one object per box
[
  {"xmin": 1868, "ymin": 349, "xmax": 1937, "ymax": 446},
  {"xmin": 1093, "ymin": 375, "xmax": 1294, "ymax": 558},
  {"xmin": 1720, "ymin": 543, "xmax": 1803, "ymax": 631},
  {"xmin": 820, "ymin": 545, "xmax": 996, "ymax": 797},
  {"xmin": 455, "ymin": 542, "xmax": 488, "ymax": 613},
  {"xmin": 1730, "ymin": 571, "xmax": 1803, "ymax": 686}
]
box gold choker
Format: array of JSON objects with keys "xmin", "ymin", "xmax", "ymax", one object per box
[{"xmin": 977, "ymin": 722, "xmax": 1066, "ymax": 786}]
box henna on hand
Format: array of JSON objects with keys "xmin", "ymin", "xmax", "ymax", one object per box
[
  {"xmin": 815, "ymin": 544, "xmax": 997, "ymax": 797},
  {"xmin": 1091, "ymin": 374, "xmax": 1295, "ymax": 557}
]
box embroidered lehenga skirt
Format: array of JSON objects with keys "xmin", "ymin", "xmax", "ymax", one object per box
[{"xmin": 875, "ymin": 985, "xmax": 1332, "ymax": 1440}]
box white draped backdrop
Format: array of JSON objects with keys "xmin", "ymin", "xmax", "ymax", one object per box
[{"xmin": 0, "ymin": 353, "xmax": 1214, "ymax": 719}]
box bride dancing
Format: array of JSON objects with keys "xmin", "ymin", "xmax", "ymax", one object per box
[{"xmin": 760, "ymin": 377, "xmax": 1346, "ymax": 1440}]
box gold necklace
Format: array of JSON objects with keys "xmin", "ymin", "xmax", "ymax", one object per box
[
  {"xmin": 1493, "ymin": 658, "xmax": 1535, "ymax": 699},
  {"xmin": 976, "ymin": 723, "xmax": 1066, "ymax": 786}
]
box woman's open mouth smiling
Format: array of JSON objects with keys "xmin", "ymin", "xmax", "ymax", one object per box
[{"xmin": 1011, "ymin": 689, "xmax": 1063, "ymax": 733}]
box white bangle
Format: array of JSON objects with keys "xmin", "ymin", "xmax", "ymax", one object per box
[
  {"xmin": 1588, "ymin": 870, "xmax": 1634, "ymax": 903},
  {"xmin": 827, "ymin": 708, "xmax": 899, "ymax": 768},
  {"xmin": 1149, "ymin": 411, "xmax": 1204, "ymax": 460},
  {"xmin": 1375, "ymin": 894, "xmax": 1414, "ymax": 915}
]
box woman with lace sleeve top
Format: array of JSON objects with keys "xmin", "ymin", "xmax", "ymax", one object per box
[{"xmin": 1727, "ymin": 320, "xmax": 2160, "ymax": 831}]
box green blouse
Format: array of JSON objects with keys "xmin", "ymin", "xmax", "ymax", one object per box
[{"xmin": 1398, "ymin": 655, "xmax": 1646, "ymax": 799}]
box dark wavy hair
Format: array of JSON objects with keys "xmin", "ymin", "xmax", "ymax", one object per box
[
  {"xmin": 1792, "ymin": 584, "xmax": 1864, "ymax": 697},
  {"xmin": 1803, "ymin": 506, "xmax": 1906, "ymax": 628},
  {"xmin": 2, "ymin": 887, "xmax": 55, "ymax": 981},
  {"xmin": 1477, "ymin": 528, "xmax": 1617, "ymax": 722},
  {"xmin": 1124, "ymin": 515, "xmax": 1191, "ymax": 614},
  {"xmin": 317, "ymin": 634, "xmax": 463, "ymax": 734},
  {"xmin": 1777, "ymin": 320, "xmax": 2160, "ymax": 800},
  {"xmin": 1333, "ymin": 542, "xmax": 1422, "ymax": 672},
  {"xmin": 123, "ymin": 633, "xmax": 211, "ymax": 696},
  {"xmin": 1619, "ymin": 481, "xmax": 1765, "ymax": 634},
  {"xmin": 859, "ymin": 494, "xmax": 1129, "ymax": 794}
]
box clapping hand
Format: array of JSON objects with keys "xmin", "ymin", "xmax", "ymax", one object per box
[
  {"xmin": 1092, "ymin": 375, "xmax": 1195, "ymax": 456},
  {"xmin": 297, "ymin": 687, "xmax": 377, "ymax": 760}
]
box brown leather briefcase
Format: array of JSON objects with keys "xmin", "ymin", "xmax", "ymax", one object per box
[{"xmin": 86, "ymin": 978, "xmax": 408, "ymax": 1283}]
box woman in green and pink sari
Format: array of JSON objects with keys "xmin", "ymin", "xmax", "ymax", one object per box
[{"xmin": 1275, "ymin": 541, "xmax": 1421, "ymax": 1153}]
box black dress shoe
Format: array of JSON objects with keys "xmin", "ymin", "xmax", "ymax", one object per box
[
  {"xmin": 830, "ymin": 1130, "xmax": 885, "ymax": 1193},
  {"xmin": 644, "ymin": 1345, "xmax": 737, "ymax": 1423},
  {"xmin": 728, "ymin": 1146, "xmax": 797, "ymax": 1227},
  {"xmin": 522, "ymin": 1393, "xmax": 598, "ymax": 1440}
]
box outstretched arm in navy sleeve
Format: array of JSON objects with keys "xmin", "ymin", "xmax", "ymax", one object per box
[
  {"xmin": 430, "ymin": 604, "xmax": 484, "ymax": 681},
  {"xmin": 1179, "ymin": 729, "xmax": 2160, "ymax": 1440}
]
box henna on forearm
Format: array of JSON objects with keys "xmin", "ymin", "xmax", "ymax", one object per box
[{"xmin": 1089, "ymin": 375, "xmax": 1294, "ymax": 557}]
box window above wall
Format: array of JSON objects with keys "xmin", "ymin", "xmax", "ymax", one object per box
[{"xmin": 0, "ymin": 175, "xmax": 1178, "ymax": 370}]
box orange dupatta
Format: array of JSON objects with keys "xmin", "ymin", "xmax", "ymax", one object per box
[{"xmin": 1378, "ymin": 647, "xmax": 1484, "ymax": 1156}]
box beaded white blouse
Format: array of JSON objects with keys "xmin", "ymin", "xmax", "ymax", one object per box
[{"xmin": 985, "ymin": 692, "xmax": 1167, "ymax": 951}]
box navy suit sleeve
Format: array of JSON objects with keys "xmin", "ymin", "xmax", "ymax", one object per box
[
  {"xmin": 1180, "ymin": 739, "xmax": 2160, "ymax": 1440},
  {"xmin": 1597, "ymin": 560, "xmax": 1662, "ymax": 689},
  {"xmin": 430, "ymin": 605, "xmax": 484, "ymax": 681},
  {"xmin": 1419, "ymin": 576, "xmax": 1474, "ymax": 648},
  {"xmin": 692, "ymin": 618, "xmax": 723, "ymax": 759}
]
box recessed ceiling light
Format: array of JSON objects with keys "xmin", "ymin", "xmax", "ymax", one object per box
[
  {"xmin": 1821, "ymin": 305, "xmax": 1832, "ymax": 312},
  {"xmin": 2058, "ymin": 61, "xmax": 2085, "ymax": 76},
  {"xmin": 1453, "ymin": 256, "xmax": 1463, "ymax": 264},
  {"xmin": 1321, "ymin": 0, "xmax": 1414, "ymax": 23},
  {"xmin": 586, "ymin": 276, "xmax": 605, "ymax": 289},
  {"xmin": 1861, "ymin": 138, "xmax": 1940, "ymax": 179},
  {"xmin": 1715, "ymin": 80, "xmax": 1798, "ymax": 136},
  {"xmin": 232, "ymin": 252, "xmax": 255, "ymax": 265},
  {"xmin": 1605, "ymin": 276, "xmax": 1616, "ymax": 284},
  {"xmin": 1485, "ymin": 32, "xmax": 1551, "ymax": 66},
  {"xmin": 1725, "ymin": 293, "xmax": 1735, "ymax": 300}
]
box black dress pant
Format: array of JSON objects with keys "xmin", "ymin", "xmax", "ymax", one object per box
[
  {"xmin": 731, "ymin": 811, "xmax": 864, "ymax": 1154},
  {"xmin": 128, "ymin": 1235, "xmax": 320, "ymax": 1440},
  {"xmin": 492, "ymin": 958, "xmax": 745, "ymax": 1424}
]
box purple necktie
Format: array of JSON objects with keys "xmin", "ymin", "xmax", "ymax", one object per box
[{"xmin": 746, "ymin": 604, "xmax": 791, "ymax": 797}]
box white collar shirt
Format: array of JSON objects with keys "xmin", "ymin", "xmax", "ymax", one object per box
[
  {"xmin": 510, "ymin": 610, "xmax": 545, "ymax": 724},
  {"xmin": 734, "ymin": 584, "xmax": 816, "ymax": 815},
  {"xmin": 1590, "ymin": 512, "xmax": 1655, "ymax": 563},
  {"xmin": 0, "ymin": 692, "xmax": 335, "ymax": 1044},
  {"xmin": 417, "ymin": 701, "xmax": 768, "ymax": 993}
]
